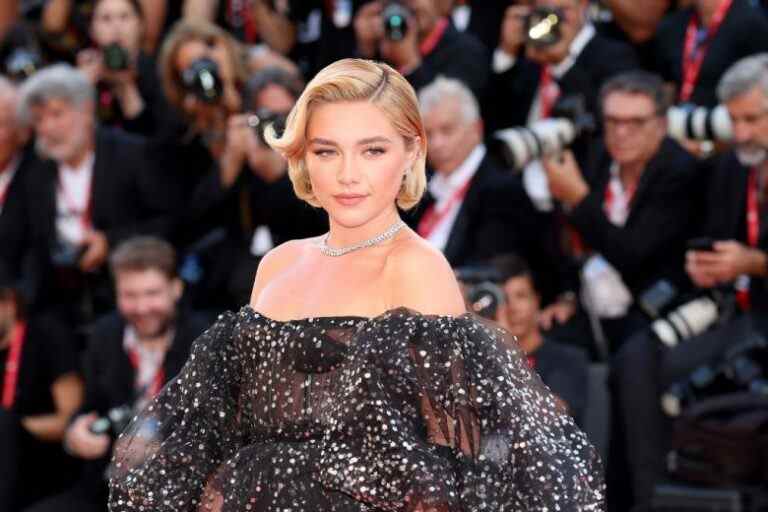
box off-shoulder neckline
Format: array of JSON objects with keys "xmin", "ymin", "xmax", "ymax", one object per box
[{"xmin": 242, "ymin": 303, "xmax": 472, "ymax": 325}]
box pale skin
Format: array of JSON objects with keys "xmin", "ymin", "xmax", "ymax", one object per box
[{"xmin": 249, "ymin": 100, "xmax": 465, "ymax": 324}]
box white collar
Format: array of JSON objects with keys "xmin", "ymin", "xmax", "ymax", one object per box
[
  {"xmin": 551, "ymin": 23, "xmax": 596, "ymax": 79},
  {"xmin": 429, "ymin": 144, "xmax": 486, "ymax": 202},
  {"xmin": 60, "ymin": 152, "xmax": 95, "ymax": 176}
]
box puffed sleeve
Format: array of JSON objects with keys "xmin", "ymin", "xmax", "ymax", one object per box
[{"xmin": 108, "ymin": 311, "xmax": 246, "ymax": 511}]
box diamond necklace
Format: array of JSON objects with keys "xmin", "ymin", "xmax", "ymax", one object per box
[{"xmin": 319, "ymin": 219, "xmax": 406, "ymax": 257}]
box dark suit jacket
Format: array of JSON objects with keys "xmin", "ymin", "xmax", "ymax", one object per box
[
  {"xmin": 407, "ymin": 151, "xmax": 568, "ymax": 301},
  {"xmin": 483, "ymin": 32, "xmax": 640, "ymax": 135},
  {"xmin": 567, "ymin": 137, "xmax": 699, "ymax": 295},
  {"xmin": 73, "ymin": 308, "xmax": 208, "ymax": 499},
  {"xmin": 652, "ymin": 0, "xmax": 768, "ymax": 107},
  {"xmin": 697, "ymin": 151, "xmax": 768, "ymax": 311},
  {"xmin": 0, "ymin": 128, "xmax": 176, "ymax": 308}
]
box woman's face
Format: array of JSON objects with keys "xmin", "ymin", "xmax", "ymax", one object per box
[
  {"xmin": 90, "ymin": 0, "xmax": 143, "ymax": 56},
  {"xmin": 305, "ymin": 101, "xmax": 418, "ymax": 229}
]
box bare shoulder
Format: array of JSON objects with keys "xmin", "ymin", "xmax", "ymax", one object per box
[
  {"xmin": 383, "ymin": 233, "xmax": 466, "ymax": 316},
  {"xmin": 249, "ymin": 237, "xmax": 319, "ymax": 305}
]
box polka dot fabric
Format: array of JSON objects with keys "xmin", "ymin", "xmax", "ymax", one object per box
[{"xmin": 109, "ymin": 306, "xmax": 604, "ymax": 511}]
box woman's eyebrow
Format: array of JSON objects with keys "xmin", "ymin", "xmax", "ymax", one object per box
[{"xmin": 308, "ymin": 136, "xmax": 393, "ymax": 146}]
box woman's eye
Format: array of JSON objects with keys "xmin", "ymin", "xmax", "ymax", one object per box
[
  {"xmin": 313, "ymin": 149, "xmax": 335, "ymax": 157},
  {"xmin": 365, "ymin": 147, "xmax": 386, "ymax": 156}
]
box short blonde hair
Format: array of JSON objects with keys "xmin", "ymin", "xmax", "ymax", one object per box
[{"xmin": 266, "ymin": 58, "xmax": 427, "ymax": 210}]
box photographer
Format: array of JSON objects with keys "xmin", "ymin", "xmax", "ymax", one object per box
[
  {"xmin": 0, "ymin": 275, "xmax": 83, "ymax": 511},
  {"xmin": 0, "ymin": 76, "xmax": 31, "ymax": 219},
  {"xmin": 182, "ymin": 66, "xmax": 327, "ymax": 308},
  {"xmin": 76, "ymin": 0, "xmax": 167, "ymax": 137},
  {"xmin": 612, "ymin": 54, "xmax": 768, "ymax": 510},
  {"xmin": 27, "ymin": 237, "xmax": 207, "ymax": 512},
  {"xmin": 490, "ymin": 253, "xmax": 590, "ymax": 426},
  {"xmin": 353, "ymin": 0, "xmax": 489, "ymax": 98},
  {"xmin": 0, "ymin": 64, "xmax": 176, "ymax": 324},
  {"xmin": 542, "ymin": 71, "xmax": 699, "ymax": 354},
  {"xmin": 652, "ymin": 0, "xmax": 768, "ymax": 108},
  {"xmin": 484, "ymin": 0, "xmax": 639, "ymax": 135}
]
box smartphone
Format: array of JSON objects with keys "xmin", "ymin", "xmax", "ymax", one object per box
[{"xmin": 686, "ymin": 237, "xmax": 716, "ymax": 252}]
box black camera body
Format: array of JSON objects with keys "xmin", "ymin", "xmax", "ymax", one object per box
[
  {"xmin": 102, "ymin": 43, "xmax": 130, "ymax": 71},
  {"xmin": 89, "ymin": 404, "xmax": 134, "ymax": 437},
  {"xmin": 525, "ymin": 7, "xmax": 565, "ymax": 48},
  {"xmin": 455, "ymin": 266, "xmax": 506, "ymax": 320},
  {"xmin": 246, "ymin": 108, "xmax": 288, "ymax": 146},
  {"xmin": 181, "ymin": 57, "xmax": 223, "ymax": 103},
  {"xmin": 50, "ymin": 239, "xmax": 85, "ymax": 269},
  {"xmin": 382, "ymin": 2, "xmax": 410, "ymax": 41}
]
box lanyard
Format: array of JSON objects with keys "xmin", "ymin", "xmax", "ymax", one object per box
[
  {"xmin": 420, "ymin": 17, "xmax": 449, "ymax": 56},
  {"xmin": 736, "ymin": 167, "xmax": 760, "ymax": 310},
  {"xmin": 126, "ymin": 345, "xmax": 166, "ymax": 401},
  {"xmin": 538, "ymin": 66, "xmax": 560, "ymax": 119},
  {"xmin": 679, "ymin": 0, "xmax": 733, "ymax": 102},
  {"xmin": 603, "ymin": 173, "xmax": 637, "ymax": 225},
  {"xmin": 57, "ymin": 171, "xmax": 93, "ymax": 231},
  {"xmin": 2, "ymin": 322, "xmax": 27, "ymax": 410},
  {"xmin": 417, "ymin": 178, "xmax": 473, "ymax": 238}
]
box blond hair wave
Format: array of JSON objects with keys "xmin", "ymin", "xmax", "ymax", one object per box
[{"xmin": 265, "ymin": 58, "xmax": 427, "ymax": 210}]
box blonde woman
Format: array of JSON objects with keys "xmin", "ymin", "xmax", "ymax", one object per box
[{"xmin": 109, "ymin": 58, "xmax": 604, "ymax": 511}]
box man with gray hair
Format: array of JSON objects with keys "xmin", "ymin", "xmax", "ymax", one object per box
[
  {"xmin": 0, "ymin": 64, "xmax": 176, "ymax": 322},
  {"xmin": 612, "ymin": 54, "xmax": 768, "ymax": 510},
  {"xmin": 411, "ymin": 75, "xmax": 566, "ymax": 303}
]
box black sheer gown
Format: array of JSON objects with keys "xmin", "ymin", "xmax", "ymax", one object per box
[{"xmin": 108, "ymin": 306, "xmax": 604, "ymax": 511}]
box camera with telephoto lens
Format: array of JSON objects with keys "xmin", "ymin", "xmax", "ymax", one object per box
[
  {"xmin": 667, "ymin": 103, "xmax": 733, "ymax": 143},
  {"xmin": 382, "ymin": 1, "xmax": 410, "ymax": 41},
  {"xmin": 89, "ymin": 404, "xmax": 134, "ymax": 437},
  {"xmin": 181, "ymin": 57, "xmax": 223, "ymax": 103},
  {"xmin": 661, "ymin": 331, "xmax": 768, "ymax": 417},
  {"xmin": 4, "ymin": 47, "xmax": 41, "ymax": 82},
  {"xmin": 102, "ymin": 43, "xmax": 130, "ymax": 71},
  {"xmin": 455, "ymin": 266, "xmax": 506, "ymax": 320},
  {"xmin": 246, "ymin": 108, "xmax": 288, "ymax": 146},
  {"xmin": 525, "ymin": 7, "xmax": 565, "ymax": 47},
  {"xmin": 491, "ymin": 94, "xmax": 596, "ymax": 170}
]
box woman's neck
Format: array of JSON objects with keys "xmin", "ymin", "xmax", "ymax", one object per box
[{"xmin": 326, "ymin": 208, "xmax": 402, "ymax": 248}]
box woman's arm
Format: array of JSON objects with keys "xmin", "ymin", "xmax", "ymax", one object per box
[{"xmin": 21, "ymin": 373, "xmax": 84, "ymax": 442}]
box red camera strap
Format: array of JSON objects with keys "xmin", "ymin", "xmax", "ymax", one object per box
[
  {"xmin": 417, "ymin": 178, "xmax": 473, "ymax": 238},
  {"xmin": 736, "ymin": 167, "xmax": 760, "ymax": 310}
]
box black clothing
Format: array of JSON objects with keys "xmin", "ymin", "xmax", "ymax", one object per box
[
  {"xmin": 109, "ymin": 306, "xmax": 604, "ymax": 510},
  {"xmin": 652, "ymin": 0, "xmax": 768, "ymax": 107},
  {"xmin": 531, "ymin": 338, "xmax": 590, "ymax": 426},
  {"xmin": 27, "ymin": 309, "xmax": 208, "ymax": 512},
  {"xmin": 568, "ymin": 137, "xmax": 699, "ymax": 295},
  {"xmin": 0, "ymin": 315, "xmax": 80, "ymax": 511},
  {"xmin": 0, "ymin": 128, "xmax": 176, "ymax": 314}
]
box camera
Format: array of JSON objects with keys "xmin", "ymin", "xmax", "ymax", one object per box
[
  {"xmin": 246, "ymin": 108, "xmax": 288, "ymax": 146},
  {"xmin": 667, "ymin": 104, "xmax": 733, "ymax": 143},
  {"xmin": 491, "ymin": 95, "xmax": 596, "ymax": 170},
  {"xmin": 661, "ymin": 331, "xmax": 768, "ymax": 416},
  {"xmin": 525, "ymin": 7, "xmax": 565, "ymax": 48},
  {"xmin": 382, "ymin": 1, "xmax": 410, "ymax": 41},
  {"xmin": 4, "ymin": 47, "xmax": 41, "ymax": 82},
  {"xmin": 102, "ymin": 43, "xmax": 130, "ymax": 71},
  {"xmin": 181, "ymin": 57, "xmax": 223, "ymax": 103},
  {"xmin": 651, "ymin": 296, "xmax": 720, "ymax": 349},
  {"xmin": 89, "ymin": 404, "xmax": 134, "ymax": 437},
  {"xmin": 50, "ymin": 240, "xmax": 85, "ymax": 269},
  {"xmin": 455, "ymin": 266, "xmax": 505, "ymax": 320}
]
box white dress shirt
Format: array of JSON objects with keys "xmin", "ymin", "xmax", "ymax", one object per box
[
  {"xmin": 0, "ymin": 154, "xmax": 20, "ymax": 215},
  {"xmin": 56, "ymin": 153, "xmax": 95, "ymax": 247},
  {"xmin": 425, "ymin": 144, "xmax": 486, "ymax": 252}
]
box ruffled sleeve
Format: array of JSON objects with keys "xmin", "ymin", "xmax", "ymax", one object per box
[
  {"xmin": 320, "ymin": 309, "xmax": 604, "ymax": 511},
  {"xmin": 108, "ymin": 311, "xmax": 246, "ymax": 511}
]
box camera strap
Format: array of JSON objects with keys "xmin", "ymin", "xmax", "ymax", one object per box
[
  {"xmin": 419, "ymin": 18, "xmax": 449, "ymax": 56},
  {"xmin": 603, "ymin": 165, "xmax": 638, "ymax": 227},
  {"xmin": 2, "ymin": 322, "xmax": 27, "ymax": 410},
  {"xmin": 735, "ymin": 167, "xmax": 761, "ymax": 310},
  {"xmin": 679, "ymin": 0, "xmax": 733, "ymax": 102},
  {"xmin": 126, "ymin": 345, "xmax": 166, "ymax": 404},
  {"xmin": 538, "ymin": 66, "xmax": 560, "ymax": 119}
]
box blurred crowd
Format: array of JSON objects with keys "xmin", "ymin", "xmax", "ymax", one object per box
[{"xmin": 2, "ymin": 0, "xmax": 768, "ymax": 511}]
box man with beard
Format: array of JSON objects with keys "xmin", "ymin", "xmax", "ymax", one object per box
[
  {"xmin": 26, "ymin": 237, "xmax": 207, "ymax": 512},
  {"xmin": 612, "ymin": 54, "xmax": 768, "ymax": 511},
  {"xmin": 0, "ymin": 64, "xmax": 176, "ymax": 323}
]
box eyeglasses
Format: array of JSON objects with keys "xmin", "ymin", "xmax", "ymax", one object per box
[{"xmin": 603, "ymin": 114, "xmax": 659, "ymax": 131}]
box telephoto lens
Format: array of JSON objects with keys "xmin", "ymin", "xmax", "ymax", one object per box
[
  {"xmin": 525, "ymin": 7, "xmax": 565, "ymax": 47},
  {"xmin": 181, "ymin": 57, "xmax": 224, "ymax": 103}
]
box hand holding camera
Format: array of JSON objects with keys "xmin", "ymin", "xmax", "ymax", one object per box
[
  {"xmin": 686, "ymin": 239, "xmax": 768, "ymax": 288},
  {"xmin": 542, "ymin": 149, "xmax": 590, "ymax": 208},
  {"xmin": 65, "ymin": 412, "xmax": 111, "ymax": 460},
  {"xmin": 354, "ymin": 2, "xmax": 421, "ymax": 72}
]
